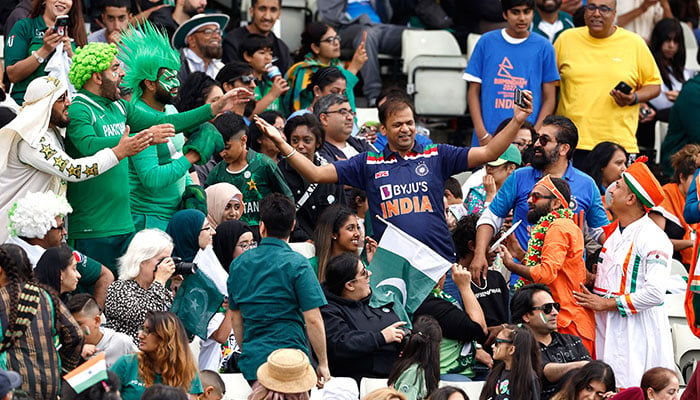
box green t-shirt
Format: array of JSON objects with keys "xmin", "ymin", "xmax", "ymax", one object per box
[
  {"xmin": 431, "ymin": 289, "xmax": 476, "ymax": 377},
  {"xmin": 65, "ymin": 89, "xmax": 213, "ymax": 239},
  {"xmin": 254, "ymin": 78, "xmax": 282, "ymax": 113},
  {"xmin": 128, "ymin": 102, "xmax": 196, "ymax": 220},
  {"xmin": 394, "ymin": 363, "xmax": 428, "ymax": 400},
  {"xmin": 110, "ymin": 354, "xmax": 202, "ymax": 400},
  {"xmin": 227, "ymin": 237, "xmax": 327, "ymax": 380},
  {"xmin": 4, "ymin": 16, "xmax": 74, "ymax": 103},
  {"xmin": 205, "ymin": 149, "xmax": 293, "ymax": 226}
]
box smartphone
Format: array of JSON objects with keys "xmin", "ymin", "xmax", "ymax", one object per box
[
  {"xmin": 53, "ymin": 15, "xmax": 69, "ymax": 36},
  {"xmin": 513, "ymin": 87, "xmax": 527, "ymax": 108},
  {"xmin": 614, "ymin": 81, "xmax": 633, "ymax": 95}
]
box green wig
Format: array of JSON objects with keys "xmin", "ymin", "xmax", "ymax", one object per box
[
  {"xmin": 118, "ymin": 20, "xmax": 181, "ymax": 102},
  {"xmin": 69, "ymin": 43, "xmax": 119, "ymax": 90}
]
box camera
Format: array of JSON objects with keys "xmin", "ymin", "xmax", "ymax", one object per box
[
  {"xmin": 640, "ymin": 107, "xmax": 652, "ymax": 119},
  {"xmin": 156, "ymin": 256, "xmax": 198, "ymax": 275}
]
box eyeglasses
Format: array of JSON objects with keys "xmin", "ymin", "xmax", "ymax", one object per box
[
  {"xmin": 229, "ymin": 75, "xmax": 256, "ymax": 85},
  {"xmin": 56, "ymin": 93, "xmax": 69, "ymax": 103},
  {"xmin": 237, "ymin": 241, "xmax": 258, "ymax": 251},
  {"xmin": 201, "ymin": 225, "xmax": 215, "ymax": 233},
  {"xmin": 532, "ymin": 302, "xmax": 561, "ymax": 314},
  {"xmin": 349, "ymin": 266, "xmax": 369, "ymax": 282},
  {"xmin": 195, "ymin": 28, "xmax": 223, "ymax": 37},
  {"xmin": 494, "ymin": 338, "xmax": 514, "ymax": 345},
  {"xmin": 528, "ymin": 192, "xmax": 556, "ymax": 202},
  {"xmin": 583, "ymin": 4, "xmax": 615, "ymax": 15},
  {"xmin": 325, "ymin": 108, "xmax": 356, "ymax": 118},
  {"xmin": 533, "ymin": 133, "xmax": 557, "ymax": 146},
  {"xmin": 319, "ymin": 35, "xmax": 341, "ymax": 44}
]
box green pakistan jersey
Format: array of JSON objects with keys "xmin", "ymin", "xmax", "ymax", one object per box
[
  {"xmin": 205, "ymin": 149, "xmax": 293, "ymax": 226},
  {"xmin": 128, "ymin": 101, "xmax": 194, "ymax": 223},
  {"xmin": 65, "ymin": 89, "xmax": 214, "ymax": 239}
]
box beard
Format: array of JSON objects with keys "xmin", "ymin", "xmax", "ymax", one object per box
[
  {"xmin": 531, "ymin": 143, "xmax": 561, "ymax": 170},
  {"xmin": 527, "ymin": 201, "xmax": 553, "ymax": 224},
  {"xmin": 243, "ymin": 99, "xmax": 256, "ymax": 117},
  {"xmin": 100, "ymin": 74, "xmax": 121, "ymax": 101},
  {"xmin": 50, "ymin": 109, "xmax": 70, "ymax": 128},
  {"xmin": 155, "ymin": 85, "xmax": 176, "ymax": 105},
  {"xmin": 537, "ymin": 0, "xmax": 562, "ymax": 13},
  {"xmin": 201, "ymin": 43, "xmax": 223, "ymax": 59},
  {"xmin": 183, "ymin": 1, "xmax": 203, "ymax": 17}
]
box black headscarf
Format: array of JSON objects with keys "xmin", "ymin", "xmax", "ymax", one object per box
[{"xmin": 213, "ymin": 220, "xmax": 252, "ymax": 272}]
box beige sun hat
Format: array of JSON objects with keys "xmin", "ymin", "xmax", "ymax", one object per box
[{"xmin": 256, "ymin": 349, "xmax": 317, "ymax": 393}]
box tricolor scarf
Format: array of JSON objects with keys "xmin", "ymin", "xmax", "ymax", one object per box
[{"xmin": 514, "ymin": 208, "xmax": 574, "ymax": 289}]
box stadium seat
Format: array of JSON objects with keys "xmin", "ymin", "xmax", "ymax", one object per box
[
  {"xmin": 288, "ymin": 241, "xmax": 316, "ymax": 258},
  {"xmin": 311, "ymin": 377, "xmax": 359, "ymax": 400},
  {"xmin": 672, "ymin": 323, "xmax": 700, "ymax": 384},
  {"xmin": 359, "ymin": 377, "xmax": 388, "ymax": 398},
  {"xmin": 671, "ymin": 258, "xmax": 689, "ymax": 279},
  {"xmin": 355, "ymin": 107, "xmax": 379, "ymax": 128},
  {"xmin": 653, "ymin": 120, "xmax": 668, "ymax": 165},
  {"xmin": 401, "ymin": 30, "xmax": 467, "ymax": 116},
  {"xmin": 466, "ymin": 33, "xmax": 481, "ymax": 63},
  {"xmin": 220, "ymin": 373, "xmax": 252, "ymax": 400},
  {"xmin": 667, "ymin": 292, "xmax": 688, "ymax": 327},
  {"xmin": 279, "ymin": 0, "xmax": 312, "ymax": 55},
  {"xmin": 681, "ymin": 22, "xmax": 700, "ymax": 72},
  {"xmin": 439, "ymin": 380, "xmax": 485, "ymax": 399}
]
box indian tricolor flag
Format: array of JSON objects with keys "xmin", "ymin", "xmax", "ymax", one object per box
[
  {"xmin": 64, "ymin": 352, "xmax": 108, "ymax": 394},
  {"xmin": 369, "ymin": 217, "xmax": 453, "ymax": 324}
]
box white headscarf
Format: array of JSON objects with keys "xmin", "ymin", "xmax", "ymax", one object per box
[{"xmin": 0, "ymin": 76, "xmax": 67, "ymax": 172}]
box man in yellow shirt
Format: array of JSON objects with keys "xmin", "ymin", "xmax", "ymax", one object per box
[{"xmin": 554, "ymin": 0, "xmax": 661, "ymax": 167}]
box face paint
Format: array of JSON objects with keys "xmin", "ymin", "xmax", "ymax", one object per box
[
  {"xmin": 158, "ymin": 69, "xmax": 180, "ymax": 95},
  {"xmin": 83, "ymin": 326, "xmax": 91, "ymax": 336},
  {"xmin": 540, "ymin": 311, "xmax": 548, "ymax": 324}
]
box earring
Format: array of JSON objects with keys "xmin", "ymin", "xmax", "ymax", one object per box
[{"xmin": 332, "ymin": 236, "xmax": 337, "ymax": 240}]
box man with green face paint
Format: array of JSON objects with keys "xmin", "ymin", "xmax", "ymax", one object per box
[
  {"xmin": 118, "ymin": 21, "xmax": 227, "ymax": 231},
  {"xmin": 65, "ymin": 36, "xmax": 251, "ymax": 273}
]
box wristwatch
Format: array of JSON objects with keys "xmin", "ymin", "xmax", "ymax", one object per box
[{"xmin": 32, "ymin": 51, "xmax": 45, "ymax": 63}]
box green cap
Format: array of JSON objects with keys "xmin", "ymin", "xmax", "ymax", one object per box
[{"xmin": 487, "ymin": 144, "xmax": 522, "ymax": 167}]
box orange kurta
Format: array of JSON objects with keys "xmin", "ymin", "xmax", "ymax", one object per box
[
  {"xmin": 530, "ymin": 218, "xmax": 596, "ymax": 355},
  {"xmin": 660, "ymin": 183, "xmax": 698, "ymax": 265}
]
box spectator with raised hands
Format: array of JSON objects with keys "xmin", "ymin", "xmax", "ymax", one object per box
[
  {"xmin": 284, "ymin": 22, "xmax": 367, "ymax": 115},
  {"xmin": 321, "ymin": 252, "xmax": 403, "ymax": 382}
]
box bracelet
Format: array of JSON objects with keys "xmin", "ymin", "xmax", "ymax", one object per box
[
  {"xmin": 632, "ymin": 92, "xmax": 639, "ymax": 105},
  {"xmin": 282, "ymin": 148, "xmax": 297, "ymax": 159},
  {"xmin": 480, "ymin": 132, "xmax": 490, "ymax": 141}
]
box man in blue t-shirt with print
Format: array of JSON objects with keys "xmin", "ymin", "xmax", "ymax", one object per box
[
  {"xmin": 470, "ymin": 115, "xmax": 609, "ymax": 285},
  {"xmin": 464, "ymin": 0, "xmax": 559, "ymax": 147},
  {"xmin": 253, "ymin": 95, "xmax": 533, "ymax": 263}
]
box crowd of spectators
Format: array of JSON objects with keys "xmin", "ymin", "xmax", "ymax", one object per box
[{"xmin": 0, "ymin": 0, "xmax": 699, "ymax": 399}]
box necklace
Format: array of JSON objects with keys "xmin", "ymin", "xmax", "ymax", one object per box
[{"xmin": 514, "ymin": 208, "xmax": 574, "ymax": 289}]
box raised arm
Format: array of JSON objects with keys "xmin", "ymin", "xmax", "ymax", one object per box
[
  {"xmin": 253, "ymin": 115, "xmax": 339, "ymax": 184},
  {"xmin": 467, "ymin": 91, "xmax": 533, "ymax": 168}
]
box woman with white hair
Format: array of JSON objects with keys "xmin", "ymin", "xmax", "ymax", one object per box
[{"xmin": 104, "ymin": 229, "xmax": 176, "ymax": 342}]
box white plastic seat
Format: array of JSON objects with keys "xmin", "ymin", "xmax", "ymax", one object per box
[
  {"xmin": 667, "ymin": 292, "xmax": 688, "ymax": 327},
  {"xmin": 355, "ymin": 107, "xmax": 380, "ymax": 128},
  {"xmin": 681, "ymin": 22, "xmax": 700, "ymax": 72},
  {"xmin": 466, "ymin": 33, "xmax": 481, "ymax": 62},
  {"xmin": 220, "ymin": 373, "xmax": 252, "ymax": 400},
  {"xmin": 359, "ymin": 377, "xmax": 388, "ymax": 399},
  {"xmin": 438, "ymin": 380, "xmax": 485, "ymax": 400},
  {"xmin": 672, "ymin": 258, "xmax": 689, "ymax": 279},
  {"xmin": 672, "ymin": 323, "xmax": 700, "ymax": 384},
  {"xmin": 654, "ymin": 120, "xmax": 669, "ymax": 165},
  {"xmin": 401, "ymin": 30, "xmax": 467, "ymax": 116},
  {"xmin": 279, "ymin": 0, "xmax": 311, "ymax": 55}
]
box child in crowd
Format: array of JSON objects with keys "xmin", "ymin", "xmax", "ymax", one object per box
[
  {"xmin": 205, "ymin": 113, "xmax": 293, "ymax": 230},
  {"xmin": 480, "ymin": 324, "xmax": 541, "ymax": 400},
  {"xmin": 199, "ymin": 370, "xmax": 226, "ymax": 400},
  {"xmin": 387, "ymin": 315, "xmax": 442, "ymax": 400},
  {"xmin": 241, "ymin": 34, "xmax": 290, "ymax": 115},
  {"xmin": 68, "ymin": 293, "xmax": 137, "ymax": 367}
]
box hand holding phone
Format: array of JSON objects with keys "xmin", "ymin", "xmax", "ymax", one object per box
[
  {"xmin": 53, "ymin": 15, "xmax": 69, "ymax": 36},
  {"xmin": 614, "ymin": 81, "xmax": 633, "ymax": 95}
]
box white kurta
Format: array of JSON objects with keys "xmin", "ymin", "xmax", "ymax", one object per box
[
  {"xmin": 593, "ymin": 215, "xmax": 675, "ymax": 388},
  {"xmin": 0, "ymin": 128, "xmax": 118, "ymax": 241}
]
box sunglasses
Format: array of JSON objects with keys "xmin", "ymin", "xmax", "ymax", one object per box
[
  {"xmin": 532, "ymin": 302, "xmax": 561, "ymax": 314},
  {"xmin": 533, "ymin": 133, "xmax": 557, "ymax": 146},
  {"xmin": 229, "ymin": 75, "xmax": 256, "ymax": 85},
  {"xmin": 528, "ymin": 192, "xmax": 556, "ymax": 202},
  {"xmin": 494, "ymin": 338, "xmax": 514, "ymax": 345},
  {"xmin": 50, "ymin": 224, "xmax": 65, "ymax": 231}
]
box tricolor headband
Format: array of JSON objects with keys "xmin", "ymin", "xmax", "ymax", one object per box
[{"xmin": 537, "ymin": 175, "xmax": 568, "ymax": 207}]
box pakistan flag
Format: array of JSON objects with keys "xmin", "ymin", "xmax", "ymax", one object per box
[{"xmin": 369, "ymin": 218, "xmax": 453, "ymax": 325}]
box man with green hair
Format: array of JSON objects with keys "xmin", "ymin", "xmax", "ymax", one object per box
[
  {"xmin": 65, "ymin": 41, "xmax": 251, "ymax": 273},
  {"xmin": 118, "ymin": 21, "xmax": 221, "ymax": 231}
]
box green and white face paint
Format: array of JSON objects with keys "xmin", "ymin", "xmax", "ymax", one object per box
[{"xmin": 158, "ymin": 68, "xmax": 180, "ymax": 96}]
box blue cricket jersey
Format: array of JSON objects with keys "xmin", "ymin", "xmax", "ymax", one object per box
[{"xmin": 334, "ymin": 142, "xmax": 471, "ymax": 261}]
